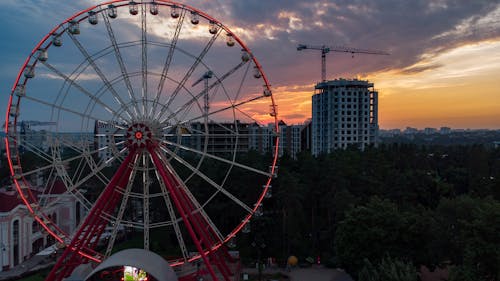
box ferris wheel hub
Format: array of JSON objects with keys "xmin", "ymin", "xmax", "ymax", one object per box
[{"xmin": 126, "ymin": 123, "xmax": 153, "ymax": 148}]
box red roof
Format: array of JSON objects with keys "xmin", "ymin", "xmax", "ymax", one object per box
[
  {"xmin": 0, "ymin": 191, "xmax": 24, "ymax": 212},
  {"xmin": 44, "ymin": 179, "xmax": 67, "ymax": 195}
]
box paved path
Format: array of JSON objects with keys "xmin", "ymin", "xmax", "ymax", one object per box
[
  {"xmin": 287, "ymin": 267, "xmax": 353, "ymax": 281},
  {"xmin": 242, "ymin": 266, "xmax": 353, "ymax": 281},
  {"xmin": 0, "ymin": 255, "xmax": 54, "ymax": 281}
]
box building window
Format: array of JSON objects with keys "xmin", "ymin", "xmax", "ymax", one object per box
[
  {"xmin": 13, "ymin": 219, "xmax": 20, "ymax": 266},
  {"xmin": 32, "ymin": 221, "xmax": 39, "ymax": 234}
]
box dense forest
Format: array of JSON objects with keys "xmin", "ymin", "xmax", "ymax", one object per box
[
  {"xmin": 236, "ymin": 144, "xmax": 500, "ymax": 281},
  {"xmin": 2, "ymin": 143, "xmax": 498, "ymax": 280}
]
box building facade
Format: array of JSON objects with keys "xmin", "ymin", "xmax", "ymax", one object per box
[
  {"xmin": 0, "ymin": 181, "xmax": 81, "ymax": 272},
  {"xmin": 312, "ymin": 78, "xmax": 379, "ymax": 155}
]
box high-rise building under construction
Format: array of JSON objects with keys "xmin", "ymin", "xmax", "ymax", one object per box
[{"xmin": 312, "ymin": 78, "xmax": 379, "ymax": 155}]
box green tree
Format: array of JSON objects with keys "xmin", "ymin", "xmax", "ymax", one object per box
[
  {"xmin": 334, "ymin": 197, "xmax": 408, "ymax": 275},
  {"xmin": 359, "ymin": 256, "xmax": 417, "ymax": 281}
]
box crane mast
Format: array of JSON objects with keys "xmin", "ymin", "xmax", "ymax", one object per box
[{"xmin": 297, "ymin": 44, "xmax": 389, "ymax": 82}]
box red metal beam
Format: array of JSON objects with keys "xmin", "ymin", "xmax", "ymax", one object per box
[
  {"xmin": 45, "ymin": 149, "xmax": 137, "ymax": 281},
  {"xmin": 147, "ymin": 146, "xmax": 221, "ymax": 281}
]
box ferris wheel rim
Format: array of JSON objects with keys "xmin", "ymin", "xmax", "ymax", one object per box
[{"xmin": 5, "ymin": 0, "xmax": 280, "ymax": 267}]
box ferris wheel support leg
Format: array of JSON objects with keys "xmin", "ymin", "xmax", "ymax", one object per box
[
  {"xmin": 175, "ymin": 187, "xmax": 233, "ymax": 280},
  {"xmin": 45, "ymin": 150, "xmax": 137, "ymax": 281},
  {"xmin": 148, "ymin": 147, "xmax": 220, "ymax": 281}
]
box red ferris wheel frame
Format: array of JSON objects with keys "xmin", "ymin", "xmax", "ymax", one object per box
[{"xmin": 5, "ymin": 1, "xmax": 279, "ymax": 280}]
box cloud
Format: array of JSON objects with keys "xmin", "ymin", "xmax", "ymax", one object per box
[
  {"xmin": 1, "ymin": 0, "xmax": 500, "ymax": 128},
  {"xmin": 399, "ymin": 63, "xmax": 443, "ymax": 75},
  {"xmin": 281, "ymin": 113, "xmax": 307, "ymax": 120}
]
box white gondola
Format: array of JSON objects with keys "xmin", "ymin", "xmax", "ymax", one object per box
[
  {"xmin": 170, "ymin": 5, "xmax": 179, "ymax": 18},
  {"xmin": 24, "ymin": 65, "xmax": 35, "ymax": 78},
  {"xmin": 208, "ymin": 21, "xmax": 218, "ymax": 34},
  {"xmin": 241, "ymin": 50, "xmax": 250, "ymax": 62},
  {"xmin": 68, "ymin": 20, "xmax": 80, "ymax": 35},
  {"xmin": 9, "ymin": 105, "xmax": 19, "ymax": 117},
  {"xmin": 108, "ymin": 4, "xmax": 118, "ymax": 18},
  {"xmin": 150, "ymin": 2, "xmax": 159, "ymax": 15},
  {"xmin": 226, "ymin": 33, "xmax": 235, "ymax": 47},
  {"xmin": 263, "ymin": 87, "xmax": 272, "ymax": 97},
  {"xmin": 38, "ymin": 48, "xmax": 48, "ymax": 62},
  {"xmin": 264, "ymin": 185, "xmax": 272, "ymax": 198},
  {"xmin": 190, "ymin": 12, "xmax": 199, "ymax": 25},
  {"xmin": 13, "ymin": 165, "xmax": 22, "ymax": 180},
  {"xmin": 52, "ymin": 35, "xmax": 62, "ymax": 47},
  {"xmin": 254, "ymin": 204, "xmax": 263, "ymax": 217},
  {"xmin": 227, "ymin": 237, "xmax": 236, "ymax": 248},
  {"xmin": 88, "ymin": 11, "xmax": 98, "ymax": 25},
  {"xmin": 269, "ymin": 105, "xmax": 276, "ymax": 117},
  {"xmin": 15, "ymin": 84, "xmax": 26, "ymax": 97},
  {"xmin": 269, "ymin": 165, "xmax": 278, "ymax": 177},
  {"xmin": 18, "ymin": 182, "xmax": 29, "ymax": 190},
  {"xmin": 129, "ymin": 1, "xmax": 138, "ymax": 15},
  {"xmin": 7, "ymin": 122, "xmax": 16, "ymax": 133},
  {"xmin": 242, "ymin": 221, "xmax": 251, "ymax": 233},
  {"xmin": 253, "ymin": 66, "xmax": 262, "ymax": 78}
]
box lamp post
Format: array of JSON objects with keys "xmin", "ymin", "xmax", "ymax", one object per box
[{"xmin": 251, "ymin": 239, "xmax": 266, "ymax": 281}]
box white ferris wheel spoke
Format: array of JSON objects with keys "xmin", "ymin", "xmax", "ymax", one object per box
[
  {"xmin": 104, "ymin": 153, "xmax": 140, "ymax": 258},
  {"xmin": 158, "ymin": 145, "xmax": 253, "ymax": 215},
  {"xmin": 154, "ymin": 149, "xmax": 225, "ymax": 242},
  {"xmin": 152, "ymin": 168, "xmax": 190, "ymax": 262},
  {"xmin": 161, "ymin": 140, "xmax": 272, "ymax": 178},
  {"xmin": 101, "ymin": 11, "xmax": 140, "ymax": 117},
  {"xmin": 141, "ymin": 3, "xmax": 148, "ymax": 117},
  {"xmin": 67, "ymin": 33, "xmax": 134, "ymax": 121},
  {"xmin": 159, "ymin": 60, "xmax": 248, "ymax": 125},
  {"xmin": 159, "ymin": 28, "xmax": 223, "ymax": 122},
  {"xmin": 142, "ymin": 152, "xmax": 150, "ymax": 250},
  {"xmin": 151, "ymin": 8, "xmax": 186, "ymax": 118},
  {"xmin": 40, "ymin": 61, "xmax": 128, "ymax": 122}
]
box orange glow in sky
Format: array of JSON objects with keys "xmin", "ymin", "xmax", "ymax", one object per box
[{"xmin": 273, "ymin": 39, "xmax": 500, "ymax": 129}]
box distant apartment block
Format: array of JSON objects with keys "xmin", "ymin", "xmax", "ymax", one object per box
[
  {"xmin": 404, "ymin": 127, "xmax": 419, "ymax": 135},
  {"xmin": 93, "ymin": 120, "xmax": 307, "ymax": 160},
  {"xmin": 424, "ymin": 127, "xmax": 438, "ymax": 135},
  {"xmin": 439, "ymin": 127, "xmax": 452, "ymax": 134},
  {"xmin": 311, "ymin": 78, "xmax": 379, "ymax": 155}
]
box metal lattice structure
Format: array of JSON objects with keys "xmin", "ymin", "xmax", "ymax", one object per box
[{"xmin": 4, "ymin": 1, "xmax": 279, "ymax": 280}]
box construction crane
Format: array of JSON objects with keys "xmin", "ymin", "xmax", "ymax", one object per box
[{"xmin": 297, "ymin": 44, "xmax": 389, "ymax": 82}]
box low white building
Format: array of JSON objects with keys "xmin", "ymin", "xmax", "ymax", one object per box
[{"xmin": 0, "ymin": 180, "xmax": 80, "ymax": 272}]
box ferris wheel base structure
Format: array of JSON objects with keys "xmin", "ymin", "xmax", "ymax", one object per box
[
  {"xmin": 5, "ymin": 1, "xmax": 278, "ymax": 281},
  {"xmin": 62, "ymin": 248, "xmax": 239, "ymax": 281}
]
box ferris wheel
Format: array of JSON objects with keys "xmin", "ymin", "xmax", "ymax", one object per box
[{"xmin": 4, "ymin": 1, "xmax": 278, "ymax": 280}]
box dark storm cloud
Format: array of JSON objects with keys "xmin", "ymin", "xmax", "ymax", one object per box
[{"xmin": 224, "ymin": 0, "xmax": 500, "ymax": 86}]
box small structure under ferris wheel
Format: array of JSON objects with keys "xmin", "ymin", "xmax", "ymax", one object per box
[{"xmin": 4, "ymin": 1, "xmax": 279, "ymax": 281}]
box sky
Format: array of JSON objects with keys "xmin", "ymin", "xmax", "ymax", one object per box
[{"xmin": 1, "ymin": 0, "xmax": 500, "ymax": 129}]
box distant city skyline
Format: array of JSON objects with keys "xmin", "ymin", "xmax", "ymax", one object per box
[{"xmin": 1, "ymin": 1, "xmax": 499, "ymax": 129}]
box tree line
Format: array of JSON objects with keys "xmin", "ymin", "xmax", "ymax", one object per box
[{"xmin": 237, "ymin": 144, "xmax": 499, "ymax": 281}]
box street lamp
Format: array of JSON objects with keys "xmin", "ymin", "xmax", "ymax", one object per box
[{"xmin": 251, "ymin": 240, "xmax": 266, "ymax": 281}]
